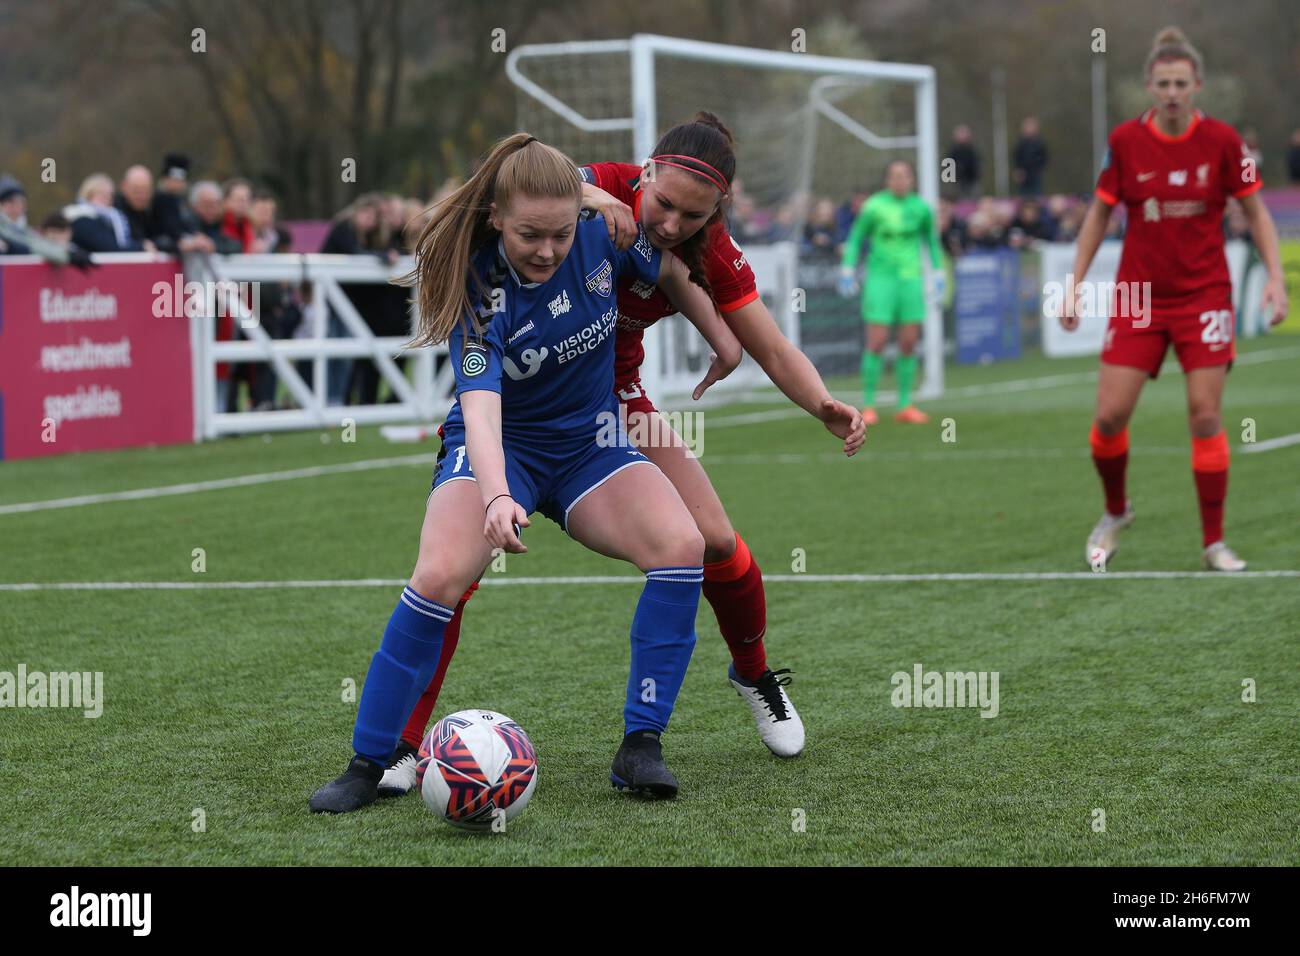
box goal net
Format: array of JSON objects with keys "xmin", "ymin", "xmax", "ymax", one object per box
[{"xmin": 506, "ymin": 34, "xmax": 942, "ymax": 405}]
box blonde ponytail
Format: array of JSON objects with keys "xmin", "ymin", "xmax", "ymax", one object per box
[{"xmin": 400, "ymin": 133, "xmax": 581, "ymax": 348}]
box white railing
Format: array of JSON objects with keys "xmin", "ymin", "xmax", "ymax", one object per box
[{"xmin": 185, "ymin": 253, "xmax": 450, "ymax": 439}]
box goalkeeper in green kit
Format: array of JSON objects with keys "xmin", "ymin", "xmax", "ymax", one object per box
[{"xmin": 839, "ymin": 160, "xmax": 944, "ymax": 424}]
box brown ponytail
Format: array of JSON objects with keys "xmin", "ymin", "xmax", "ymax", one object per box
[
  {"xmin": 647, "ymin": 111, "xmax": 738, "ymax": 296},
  {"xmin": 1145, "ymin": 26, "xmax": 1203, "ymax": 80},
  {"xmin": 400, "ymin": 133, "xmax": 581, "ymax": 348}
]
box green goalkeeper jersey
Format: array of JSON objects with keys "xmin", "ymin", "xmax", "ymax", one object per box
[{"xmin": 840, "ymin": 190, "xmax": 942, "ymax": 281}]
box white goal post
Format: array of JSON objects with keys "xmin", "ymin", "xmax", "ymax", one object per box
[{"xmin": 506, "ymin": 33, "xmax": 943, "ymax": 403}]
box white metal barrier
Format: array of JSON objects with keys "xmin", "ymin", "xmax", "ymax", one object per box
[{"xmin": 185, "ymin": 253, "xmax": 450, "ymax": 439}]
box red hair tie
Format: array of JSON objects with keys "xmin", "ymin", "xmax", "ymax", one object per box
[{"xmin": 649, "ymin": 154, "xmax": 730, "ymax": 195}]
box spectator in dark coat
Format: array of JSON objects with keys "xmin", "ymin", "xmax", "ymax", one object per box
[
  {"xmin": 947, "ymin": 125, "xmax": 981, "ymax": 198},
  {"xmin": 114, "ymin": 165, "xmax": 164, "ymax": 250},
  {"xmin": 1013, "ymin": 198, "xmax": 1058, "ymax": 242},
  {"xmin": 151, "ymin": 153, "xmax": 212, "ymax": 254},
  {"xmin": 321, "ymin": 194, "xmax": 393, "ymax": 406},
  {"xmin": 189, "ymin": 181, "xmax": 242, "ymax": 254},
  {"xmin": 1288, "ymin": 129, "xmax": 1300, "ymax": 185},
  {"xmin": 0, "ymin": 175, "xmax": 30, "ymax": 254},
  {"xmin": 65, "ymin": 173, "xmax": 145, "ymax": 253},
  {"xmin": 1012, "ymin": 117, "xmax": 1049, "ymax": 197},
  {"xmin": 249, "ymin": 191, "xmax": 278, "ymax": 253},
  {"xmin": 937, "ymin": 198, "xmax": 967, "ymax": 257},
  {"xmin": 251, "ymin": 226, "xmax": 299, "ymax": 410}
]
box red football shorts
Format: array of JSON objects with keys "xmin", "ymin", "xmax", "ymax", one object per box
[
  {"xmin": 614, "ymin": 375, "xmax": 658, "ymax": 417},
  {"xmin": 1101, "ymin": 295, "xmax": 1236, "ymax": 379}
]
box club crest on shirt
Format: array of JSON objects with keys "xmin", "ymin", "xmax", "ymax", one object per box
[
  {"xmin": 461, "ymin": 342, "xmax": 489, "ymax": 378},
  {"xmin": 585, "ymin": 259, "xmax": 613, "ymax": 297}
]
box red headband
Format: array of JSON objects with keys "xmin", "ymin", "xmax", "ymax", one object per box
[{"xmin": 648, "ymin": 154, "xmax": 730, "ymax": 194}]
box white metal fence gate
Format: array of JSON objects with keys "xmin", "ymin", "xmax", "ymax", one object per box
[{"xmin": 185, "ymin": 253, "xmax": 450, "ymax": 439}]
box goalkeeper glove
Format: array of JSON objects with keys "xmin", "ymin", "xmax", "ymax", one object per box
[{"xmin": 837, "ymin": 267, "xmax": 858, "ymax": 298}]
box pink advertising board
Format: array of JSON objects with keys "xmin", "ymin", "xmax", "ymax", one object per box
[{"xmin": 0, "ymin": 259, "xmax": 193, "ymax": 460}]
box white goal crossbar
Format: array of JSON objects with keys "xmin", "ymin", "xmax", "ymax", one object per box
[{"xmin": 507, "ymin": 33, "xmax": 943, "ymax": 401}]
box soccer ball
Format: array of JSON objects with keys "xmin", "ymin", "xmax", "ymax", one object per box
[{"xmin": 416, "ymin": 709, "xmax": 538, "ymax": 830}]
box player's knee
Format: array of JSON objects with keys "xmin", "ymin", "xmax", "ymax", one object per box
[
  {"xmin": 651, "ymin": 523, "xmax": 705, "ymax": 570},
  {"xmin": 1095, "ymin": 409, "xmax": 1130, "ymax": 435},
  {"xmin": 1189, "ymin": 408, "xmax": 1221, "ymax": 437},
  {"xmin": 407, "ymin": 564, "xmax": 463, "ymax": 606},
  {"xmin": 702, "ymin": 533, "xmax": 736, "ymax": 565}
]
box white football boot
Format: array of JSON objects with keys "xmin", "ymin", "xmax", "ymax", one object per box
[
  {"xmin": 729, "ymin": 664, "xmax": 805, "ymax": 758},
  {"xmin": 1202, "ymin": 541, "xmax": 1247, "ymax": 572},
  {"xmin": 1085, "ymin": 501, "xmax": 1135, "ymax": 568},
  {"xmin": 377, "ymin": 740, "xmax": 419, "ymax": 798}
]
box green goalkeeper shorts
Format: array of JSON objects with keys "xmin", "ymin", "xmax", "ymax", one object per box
[{"xmin": 862, "ymin": 274, "xmax": 925, "ymax": 325}]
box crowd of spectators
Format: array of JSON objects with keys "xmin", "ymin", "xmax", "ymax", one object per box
[{"xmin": 0, "ymin": 154, "xmax": 461, "ymax": 413}]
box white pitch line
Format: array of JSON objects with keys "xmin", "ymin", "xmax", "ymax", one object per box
[
  {"xmin": 1, "ymin": 570, "xmax": 1297, "ymax": 592},
  {"xmin": 4, "ymin": 346, "xmax": 1298, "ymax": 515},
  {"xmin": 705, "ymin": 345, "xmax": 1300, "ymax": 427},
  {"xmin": 704, "ymin": 446, "xmax": 1193, "ymax": 464},
  {"xmin": 0, "ymin": 454, "xmax": 437, "ymax": 515},
  {"xmin": 1240, "ymin": 431, "xmax": 1300, "ymax": 454}
]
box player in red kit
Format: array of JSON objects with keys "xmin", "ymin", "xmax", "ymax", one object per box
[
  {"xmin": 1059, "ymin": 27, "xmax": 1288, "ymax": 571},
  {"xmin": 377, "ymin": 114, "xmax": 866, "ymax": 794}
]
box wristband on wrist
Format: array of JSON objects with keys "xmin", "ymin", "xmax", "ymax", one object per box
[{"xmin": 485, "ymin": 493, "xmax": 512, "ymax": 513}]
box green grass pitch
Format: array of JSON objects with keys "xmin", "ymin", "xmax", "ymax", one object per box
[{"xmin": 1, "ymin": 339, "xmax": 1297, "ymax": 865}]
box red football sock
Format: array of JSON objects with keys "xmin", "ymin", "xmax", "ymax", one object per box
[
  {"xmin": 1089, "ymin": 423, "xmax": 1130, "ymax": 517},
  {"xmin": 702, "ymin": 533, "xmax": 768, "ymax": 681},
  {"xmin": 1191, "ymin": 432, "xmax": 1229, "ymax": 548},
  {"xmin": 399, "ymin": 583, "xmax": 476, "ymax": 748}
]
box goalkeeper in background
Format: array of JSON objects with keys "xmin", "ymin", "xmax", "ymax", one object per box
[{"xmin": 839, "ymin": 160, "xmax": 943, "ymax": 424}]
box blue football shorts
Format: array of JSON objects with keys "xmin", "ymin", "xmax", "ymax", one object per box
[{"xmin": 430, "ymin": 424, "xmax": 653, "ymax": 533}]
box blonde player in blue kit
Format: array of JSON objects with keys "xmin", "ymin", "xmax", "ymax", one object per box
[{"xmin": 310, "ymin": 134, "xmax": 740, "ymax": 812}]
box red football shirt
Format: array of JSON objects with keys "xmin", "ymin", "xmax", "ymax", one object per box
[
  {"xmin": 1095, "ymin": 109, "xmax": 1262, "ymax": 309},
  {"xmin": 580, "ymin": 162, "xmax": 760, "ymax": 384}
]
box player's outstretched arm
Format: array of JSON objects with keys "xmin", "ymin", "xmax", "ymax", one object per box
[
  {"xmin": 1061, "ymin": 198, "xmax": 1114, "ymax": 332},
  {"xmin": 462, "ymin": 390, "xmax": 529, "ymax": 554},
  {"xmin": 838, "ymin": 199, "xmax": 872, "ymax": 296},
  {"xmin": 725, "ymin": 298, "xmax": 866, "ymax": 457},
  {"xmin": 1238, "ymin": 192, "xmax": 1290, "ymax": 327},
  {"xmin": 655, "ymin": 253, "xmax": 743, "ymax": 399},
  {"xmin": 582, "ymin": 182, "xmax": 637, "ymax": 251}
]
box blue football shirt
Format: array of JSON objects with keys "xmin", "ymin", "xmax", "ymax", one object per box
[{"xmin": 443, "ymin": 216, "xmax": 663, "ymax": 448}]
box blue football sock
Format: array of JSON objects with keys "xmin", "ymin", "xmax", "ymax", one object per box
[
  {"xmin": 352, "ymin": 586, "xmax": 453, "ymax": 763},
  {"xmin": 624, "ymin": 568, "xmax": 703, "ymax": 735}
]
